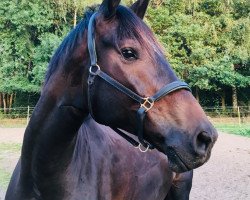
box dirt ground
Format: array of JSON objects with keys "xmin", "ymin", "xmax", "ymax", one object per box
[
  {"xmin": 0, "ymin": 128, "xmax": 249, "ymax": 200},
  {"xmin": 190, "ymin": 132, "xmax": 250, "ymax": 200}
]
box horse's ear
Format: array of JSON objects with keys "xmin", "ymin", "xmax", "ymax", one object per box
[
  {"xmin": 130, "ymin": 0, "xmax": 150, "ymax": 19},
  {"xmin": 99, "ymin": 0, "xmax": 121, "ymax": 19}
]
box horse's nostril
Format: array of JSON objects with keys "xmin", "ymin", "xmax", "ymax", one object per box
[{"xmin": 196, "ymin": 131, "xmax": 212, "ymax": 155}]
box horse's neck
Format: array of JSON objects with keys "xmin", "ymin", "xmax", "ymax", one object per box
[
  {"xmin": 20, "ymin": 48, "xmax": 90, "ymax": 185},
  {"xmin": 21, "ymin": 95, "xmax": 87, "ymax": 174},
  {"xmin": 70, "ymin": 117, "xmax": 111, "ymax": 173}
]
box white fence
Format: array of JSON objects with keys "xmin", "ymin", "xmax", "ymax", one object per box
[
  {"xmin": 0, "ymin": 106, "xmax": 249, "ymax": 129},
  {"xmin": 0, "ymin": 107, "xmax": 35, "ymax": 127},
  {"xmin": 204, "ymin": 106, "xmax": 250, "ymax": 125}
]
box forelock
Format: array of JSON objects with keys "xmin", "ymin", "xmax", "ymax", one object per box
[{"xmin": 115, "ymin": 6, "xmax": 164, "ymax": 58}]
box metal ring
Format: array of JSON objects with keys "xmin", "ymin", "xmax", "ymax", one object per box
[
  {"xmin": 89, "ymin": 64, "xmax": 100, "ymax": 76},
  {"xmin": 138, "ymin": 143, "xmax": 149, "ymax": 153}
]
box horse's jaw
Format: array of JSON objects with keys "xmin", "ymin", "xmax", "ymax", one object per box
[
  {"xmin": 145, "ymin": 127, "xmax": 217, "ymax": 173},
  {"xmin": 164, "ymin": 145, "xmax": 213, "ymax": 173}
]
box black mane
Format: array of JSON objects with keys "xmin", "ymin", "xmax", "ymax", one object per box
[{"xmin": 44, "ymin": 7, "xmax": 97, "ymax": 84}]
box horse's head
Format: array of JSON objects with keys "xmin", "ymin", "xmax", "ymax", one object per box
[
  {"xmin": 84, "ymin": 0, "xmax": 217, "ymax": 172},
  {"xmin": 85, "ymin": 0, "xmax": 218, "ymax": 173},
  {"xmin": 43, "ymin": 0, "xmax": 217, "ymax": 173}
]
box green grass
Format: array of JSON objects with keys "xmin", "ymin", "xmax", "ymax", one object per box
[
  {"xmin": 0, "ymin": 168, "xmax": 11, "ymax": 188},
  {"xmin": 0, "ymin": 143, "xmax": 22, "ymax": 153},
  {"xmin": 0, "ymin": 143, "xmax": 21, "ymax": 189},
  {"xmin": 0, "ymin": 118, "xmax": 27, "ymax": 128},
  {"xmin": 214, "ymin": 123, "xmax": 250, "ymax": 137}
]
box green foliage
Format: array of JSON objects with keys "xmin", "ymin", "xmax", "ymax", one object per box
[
  {"xmin": 199, "ymin": 0, "xmax": 224, "ymax": 16},
  {"xmin": 32, "ymin": 32, "xmax": 66, "ymax": 87},
  {"xmin": 232, "ymin": 0, "xmax": 250, "ymax": 19},
  {"xmin": 0, "ymin": 0, "xmax": 52, "ymax": 93},
  {"xmin": 147, "ymin": 0, "xmax": 250, "ymax": 92},
  {"xmin": 0, "ymin": 0, "xmax": 102, "ymax": 95},
  {"xmin": 0, "ymin": 0, "xmax": 249, "ymax": 106}
]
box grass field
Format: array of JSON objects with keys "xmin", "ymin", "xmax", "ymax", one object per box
[
  {"xmin": 214, "ymin": 123, "xmax": 250, "ymax": 137},
  {"xmin": 0, "ymin": 168, "xmax": 10, "ymax": 189},
  {"xmin": 0, "ymin": 143, "xmax": 22, "ymax": 189},
  {"xmin": 0, "ymin": 118, "xmax": 250, "ymax": 136},
  {"xmin": 0, "ymin": 118, "xmax": 27, "ymax": 128}
]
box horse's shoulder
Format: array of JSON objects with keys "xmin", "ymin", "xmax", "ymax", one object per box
[{"xmin": 69, "ymin": 119, "xmax": 173, "ymax": 199}]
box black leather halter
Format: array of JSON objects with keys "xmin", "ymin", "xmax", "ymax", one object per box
[{"xmin": 87, "ymin": 13, "xmax": 191, "ymax": 152}]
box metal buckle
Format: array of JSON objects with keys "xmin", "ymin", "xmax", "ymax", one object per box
[
  {"xmin": 135, "ymin": 143, "xmax": 150, "ymax": 153},
  {"xmin": 89, "ymin": 64, "xmax": 100, "ymax": 76},
  {"xmin": 140, "ymin": 97, "xmax": 154, "ymax": 112}
]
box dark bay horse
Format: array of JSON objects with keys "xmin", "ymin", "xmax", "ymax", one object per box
[{"xmin": 5, "ymin": 0, "xmax": 218, "ymax": 199}]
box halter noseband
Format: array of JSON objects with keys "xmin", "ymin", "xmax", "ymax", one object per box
[{"xmin": 87, "ymin": 13, "xmax": 191, "ymax": 152}]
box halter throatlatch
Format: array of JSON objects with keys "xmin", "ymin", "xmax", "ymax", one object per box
[{"xmin": 87, "ymin": 13, "xmax": 191, "ymax": 152}]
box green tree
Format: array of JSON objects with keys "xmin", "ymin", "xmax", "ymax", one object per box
[
  {"xmin": 0, "ymin": 0, "xmax": 65, "ymax": 110},
  {"xmin": 0, "ymin": 0, "xmax": 249, "ymax": 109},
  {"xmin": 0, "ymin": 0, "xmax": 101, "ymax": 109},
  {"xmin": 147, "ymin": 0, "xmax": 250, "ymax": 106}
]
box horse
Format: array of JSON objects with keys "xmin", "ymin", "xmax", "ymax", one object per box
[{"xmin": 5, "ymin": 0, "xmax": 218, "ymax": 199}]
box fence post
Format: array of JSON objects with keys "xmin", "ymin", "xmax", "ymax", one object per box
[
  {"xmin": 26, "ymin": 106, "xmax": 30, "ymax": 125},
  {"xmin": 237, "ymin": 106, "xmax": 241, "ymax": 126}
]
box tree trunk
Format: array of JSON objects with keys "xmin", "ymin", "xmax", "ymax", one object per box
[
  {"xmin": 221, "ymin": 89, "xmax": 226, "ymax": 110},
  {"xmin": 232, "ymin": 86, "xmax": 238, "ymax": 113},
  {"xmin": 0, "ymin": 93, "xmax": 2, "ymax": 108},
  {"xmin": 195, "ymin": 86, "xmax": 200, "ymax": 103},
  {"xmin": 9, "ymin": 93, "xmax": 14, "ymax": 109},
  {"xmin": 6, "ymin": 94, "xmax": 10, "ymax": 109},
  {"xmin": 2, "ymin": 93, "xmax": 7, "ymax": 114},
  {"xmin": 14, "ymin": 92, "xmax": 17, "ymax": 105}
]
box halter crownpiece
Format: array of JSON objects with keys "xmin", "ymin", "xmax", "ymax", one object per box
[{"xmin": 87, "ymin": 12, "xmax": 191, "ymax": 152}]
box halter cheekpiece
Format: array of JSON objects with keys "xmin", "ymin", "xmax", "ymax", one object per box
[{"xmin": 87, "ymin": 12, "xmax": 191, "ymax": 152}]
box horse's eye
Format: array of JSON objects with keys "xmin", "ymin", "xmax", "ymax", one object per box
[{"xmin": 121, "ymin": 48, "xmax": 137, "ymax": 60}]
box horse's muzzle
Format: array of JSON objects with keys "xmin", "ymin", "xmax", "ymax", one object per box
[{"xmin": 162, "ymin": 127, "xmax": 218, "ymax": 173}]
